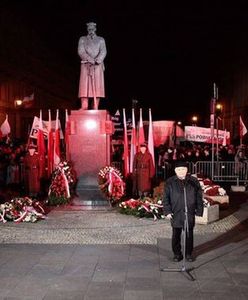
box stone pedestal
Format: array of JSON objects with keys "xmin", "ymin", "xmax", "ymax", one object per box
[
  {"xmin": 196, "ymin": 204, "xmax": 219, "ymax": 224},
  {"xmin": 69, "ymin": 109, "xmax": 111, "ymax": 207},
  {"xmin": 231, "ymin": 185, "xmax": 246, "ymax": 192}
]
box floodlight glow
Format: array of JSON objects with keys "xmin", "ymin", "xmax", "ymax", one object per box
[
  {"xmin": 85, "ymin": 119, "xmax": 97, "ymax": 130},
  {"xmin": 15, "ymin": 99, "xmax": 23, "ymax": 106}
]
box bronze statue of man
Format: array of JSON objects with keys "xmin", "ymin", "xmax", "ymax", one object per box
[{"xmin": 78, "ymin": 22, "xmax": 107, "ymax": 110}]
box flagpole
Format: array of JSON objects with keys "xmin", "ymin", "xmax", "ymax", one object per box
[
  {"xmin": 123, "ymin": 108, "xmax": 129, "ymax": 177},
  {"xmin": 210, "ymin": 83, "xmax": 216, "ymax": 180},
  {"xmin": 130, "ymin": 108, "xmax": 137, "ymax": 173},
  {"xmin": 148, "ymin": 108, "xmax": 155, "ymax": 165},
  {"xmin": 138, "ymin": 108, "xmax": 145, "ymax": 149}
]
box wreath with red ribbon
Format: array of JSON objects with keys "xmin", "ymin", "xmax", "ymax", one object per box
[{"xmin": 98, "ymin": 166, "xmax": 125, "ymax": 205}]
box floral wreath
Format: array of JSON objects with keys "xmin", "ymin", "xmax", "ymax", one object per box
[
  {"xmin": 48, "ymin": 160, "xmax": 76, "ymax": 204},
  {"xmin": 98, "ymin": 166, "xmax": 125, "ymax": 205},
  {"xmin": 0, "ymin": 197, "xmax": 46, "ymax": 223},
  {"xmin": 193, "ymin": 174, "xmax": 227, "ymax": 207},
  {"xmin": 119, "ymin": 198, "xmax": 165, "ymax": 221}
]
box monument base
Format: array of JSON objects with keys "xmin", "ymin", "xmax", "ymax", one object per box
[
  {"xmin": 196, "ymin": 204, "xmax": 219, "ymax": 224},
  {"xmin": 73, "ymin": 186, "xmax": 110, "ymax": 208},
  {"xmin": 69, "ymin": 109, "xmax": 111, "ymax": 208}
]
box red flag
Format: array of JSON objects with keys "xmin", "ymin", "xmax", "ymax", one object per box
[
  {"xmin": 138, "ymin": 108, "xmax": 145, "ymax": 149},
  {"xmin": 54, "ymin": 109, "xmax": 61, "ymax": 167},
  {"xmin": 129, "ymin": 108, "xmax": 137, "ymax": 173},
  {"xmin": 123, "ymin": 108, "xmax": 129, "ymax": 177},
  {"xmin": 222, "ymin": 129, "xmax": 227, "ymax": 146},
  {"xmin": 65, "ymin": 109, "xmax": 71, "ymax": 161},
  {"xmin": 169, "ymin": 121, "xmax": 176, "ymax": 148},
  {"xmin": 240, "ymin": 116, "xmax": 247, "ymax": 138},
  {"xmin": 148, "ymin": 108, "xmax": 155, "ymax": 165},
  {"xmin": 37, "ymin": 110, "xmax": 46, "ymax": 178},
  {"xmin": 47, "ymin": 109, "xmax": 54, "ymax": 176},
  {"xmin": 0, "ymin": 114, "xmax": 11, "ymax": 138}
]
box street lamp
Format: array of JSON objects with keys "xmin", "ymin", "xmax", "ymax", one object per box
[
  {"xmin": 216, "ymin": 103, "xmax": 223, "ymax": 114},
  {"xmin": 215, "ymin": 103, "xmax": 223, "ymax": 162},
  {"xmin": 191, "ymin": 116, "xmax": 198, "ymax": 126},
  {"xmin": 14, "ymin": 99, "xmax": 23, "ymax": 107}
]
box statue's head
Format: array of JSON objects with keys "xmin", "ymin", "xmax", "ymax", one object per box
[{"xmin": 86, "ymin": 22, "xmax": 97, "ymax": 35}]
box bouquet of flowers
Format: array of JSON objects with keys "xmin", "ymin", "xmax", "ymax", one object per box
[
  {"xmin": 98, "ymin": 166, "xmax": 125, "ymax": 205},
  {"xmin": 119, "ymin": 197, "xmax": 165, "ymax": 221},
  {"xmin": 197, "ymin": 176, "xmax": 227, "ymax": 196},
  {"xmin": 0, "ymin": 197, "xmax": 46, "ymax": 223}
]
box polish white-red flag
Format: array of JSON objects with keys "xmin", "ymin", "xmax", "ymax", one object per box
[
  {"xmin": 148, "ymin": 108, "xmax": 155, "ymax": 165},
  {"xmin": 138, "ymin": 108, "xmax": 145, "ymax": 149},
  {"xmin": 222, "ymin": 129, "xmax": 227, "ymax": 146},
  {"xmin": 54, "ymin": 109, "xmax": 61, "ymax": 167},
  {"xmin": 240, "ymin": 116, "xmax": 247, "ymax": 138},
  {"xmin": 37, "ymin": 110, "xmax": 46, "ymax": 178},
  {"xmin": 129, "ymin": 108, "xmax": 137, "ymax": 173},
  {"xmin": 0, "ymin": 114, "xmax": 11, "ymax": 138},
  {"xmin": 123, "ymin": 108, "xmax": 129, "ymax": 177},
  {"xmin": 47, "ymin": 109, "xmax": 54, "ymax": 176},
  {"xmin": 65, "ymin": 109, "xmax": 71, "ymax": 160}
]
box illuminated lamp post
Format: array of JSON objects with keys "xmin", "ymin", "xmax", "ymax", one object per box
[
  {"xmin": 215, "ymin": 103, "xmax": 223, "ymax": 162},
  {"xmin": 14, "ymin": 99, "xmax": 23, "ymax": 138},
  {"xmin": 14, "ymin": 99, "xmax": 23, "ymax": 108},
  {"xmin": 191, "ymin": 115, "xmax": 198, "ymax": 126}
]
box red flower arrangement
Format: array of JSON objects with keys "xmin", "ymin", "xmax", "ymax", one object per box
[
  {"xmin": 0, "ymin": 197, "xmax": 46, "ymax": 223},
  {"xmin": 98, "ymin": 166, "xmax": 125, "ymax": 205},
  {"xmin": 194, "ymin": 174, "xmax": 227, "ymax": 207},
  {"xmin": 119, "ymin": 197, "xmax": 165, "ymax": 220},
  {"xmin": 48, "ymin": 160, "xmax": 76, "ymax": 205}
]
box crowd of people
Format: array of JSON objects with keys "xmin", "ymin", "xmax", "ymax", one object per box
[
  {"xmin": 0, "ymin": 139, "xmax": 27, "ymax": 202},
  {"xmin": 156, "ymin": 143, "xmax": 248, "ymax": 165},
  {"xmin": 1, "ymin": 138, "xmax": 248, "ymax": 203}
]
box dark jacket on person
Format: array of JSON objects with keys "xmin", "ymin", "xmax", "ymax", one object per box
[{"xmin": 163, "ymin": 174, "xmax": 203, "ymax": 228}]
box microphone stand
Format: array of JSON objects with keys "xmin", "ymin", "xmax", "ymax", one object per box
[{"xmin": 160, "ymin": 186, "xmax": 195, "ymax": 281}]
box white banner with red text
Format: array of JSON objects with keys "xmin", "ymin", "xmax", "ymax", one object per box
[
  {"xmin": 29, "ymin": 116, "xmax": 64, "ymax": 139},
  {"xmin": 184, "ymin": 126, "xmax": 230, "ymax": 144}
]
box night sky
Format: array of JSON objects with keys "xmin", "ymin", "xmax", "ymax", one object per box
[{"xmin": 2, "ymin": 0, "xmax": 248, "ymax": 124}]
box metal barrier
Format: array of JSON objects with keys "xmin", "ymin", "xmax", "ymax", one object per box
[{"xmin": 159, "ymin": 161, "xmax": 248, "ymax": 183}]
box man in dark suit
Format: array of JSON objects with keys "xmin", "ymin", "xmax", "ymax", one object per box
[{"xmin": 163, "ymin": 161, "xmax": 203, "ymax": 262}]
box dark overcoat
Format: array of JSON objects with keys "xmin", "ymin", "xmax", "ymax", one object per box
[
  {"xmin": 24, "ymin": 152, "xmax": 40, "ymax": 194},
  {"xmin": 163, "ymin": 175, "xmax": 203, "ymax": 228},
  {"xmin": 133, "ymin": 151, "xmax": 155, "ymax": 193}
]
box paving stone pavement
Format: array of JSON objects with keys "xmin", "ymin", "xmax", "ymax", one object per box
[{"xmin": 0, "ymin": 196, "xmax": 248, "ymax": 299}]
